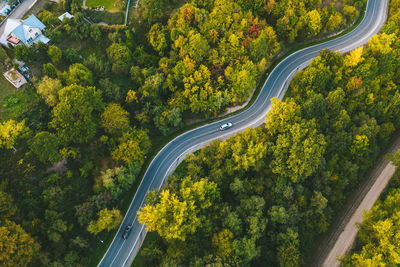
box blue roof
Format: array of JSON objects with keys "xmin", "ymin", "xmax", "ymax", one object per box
[
  {"xmin": 12, "ymin": 25, "xmax": 26, "ymax": 44},
  {"xmin": 22, "ymin": 14, "xmax": 46, "ymax": 30}
]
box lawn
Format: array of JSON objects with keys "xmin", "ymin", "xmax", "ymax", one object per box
[
  {"xmin": 86, "ymin": 0, "xmax": 123, "ymax": 11},
  {"xmin": 0, "ymin": 64, "xmax": 17, "ymax": 102}
]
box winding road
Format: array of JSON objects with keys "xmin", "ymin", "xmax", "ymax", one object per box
[{"xmin": 98, "ymin": 0, "xmax": 389, "ymax": 266}]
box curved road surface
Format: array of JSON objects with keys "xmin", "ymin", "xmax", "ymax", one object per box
[{"xmin": 98, "ymin": 1, "xmax": 388, "ymax": 266}]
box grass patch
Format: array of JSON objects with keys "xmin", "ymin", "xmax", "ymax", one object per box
[
  {"xmin": 86, "ymin": 10, "xmax": 125, "ymax": 24},
  {"xmin": 86, "ymin": 0, "xmax": 123, "ymax": 11},
  {"xmin": 0, "ymin": 65, "xmax": 17, "ymax": 102}
]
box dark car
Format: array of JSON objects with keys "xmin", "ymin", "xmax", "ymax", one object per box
[{"xmin": 122, "ymin": 224, "xmax": 133, "ymax": 240}]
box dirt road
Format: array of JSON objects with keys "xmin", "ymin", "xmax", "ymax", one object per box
[{"xmin": 311, "ymin": 135, "xmax": 400, "ymax": 267}]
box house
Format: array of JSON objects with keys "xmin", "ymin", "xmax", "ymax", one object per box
[
  {"xmin": 0, "ymin": 14, "xmax": 50, "ymax": 47},
  {"xmin": 58, "ymin": 12, "xmax": 73, "ymax": 22}
]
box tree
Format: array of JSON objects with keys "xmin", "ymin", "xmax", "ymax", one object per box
[
  {"xmin": 65, "ymin": 63, "xmax": 94, "ymax": 86},
  {"xmin": 326, "ymin": 12, "xmax": 343, "ymax": 32},
  {"xmin": 43, "ymin": 63, "xmax": 57, "ymax": 78},
  {"xmin": 0, "ymin": 220, "xmax": 38, "ymax": 267},
  {"xmin": 50, "ymin": 84, "xmax": 104, "ymax": 144},
  {"xmin": 148, "ymin": 23, "xmax": 168, "ymax": 56},
  {"xmin": 63, "ymin": 48, "xmax": 80, "ymax": 63},
  {"xmin": 271, "ymin": 120, "xmax": 326, "ymax": 183},
  {"xmin": 111, "ymin": 129, "xmax": 151, "ymax": 165},
  {"xmin": 30, "ymin": 131, "xmax": 61, "ymax": 163},
  {"xmin": 101, "ymin": 103, "xmax": 130, "ymax": 136},
  {"xmin": 37, "ymin": 76, "xmax": 62, "ymax": 106},
  {"xmin": 87, "ymin": 208, "xmax": 122, "ymax": 235},
  {"xmin": 265, "ymin": 98, "xmax": 301, "ymax": 136},
  {"xmin": 302, "ymin": 10, "xmax": 321, "ymax": 38},
  {"xmin": 48, "ymin": 45, "xmax": 62, "ymax": 64},
  {"xmin": 140, "ymin": 0, "xmax": 166, "ymax": 25},
  {"xmin": 188, "ymin": 33, "xmax": 210, "ymax": 62},
  {"xmin": 0, "ymin": 120, "xmax": 28, "ymax": 150},
  {"xmin": 138, "ymin": 177, "xmax": 220, "ymax": 241},
  {"xmin": 344, "ymin": 47, "xmax": 364, "ymax": 67},
  {"xmin": 14, "ymin": 45, "xmax": 34, "ymax": 62},
  {"xmin": 90, "ymin": 24, "xmax": 102, "ymax": 42},
  {"xmin": 38, "ymin": 10, "xmax": 58, "ymax": 26},
  {"xmin": 249, "ymin": 27, "xmax": 280, "ymax": 62},
  {"xmin": 0, "ymin": 191, "xmax": 16, "ymax": 219},
  {"xmin": 107, "ymin": 43, "xmax": 132, "ymax": 74},
  {"xmin": 44, "ymin": 210, "xmax": 68, "ymax": 243}
]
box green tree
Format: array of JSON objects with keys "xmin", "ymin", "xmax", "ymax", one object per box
[
  {"xmin": 87, "ymin": 208, "xmax": 122, "ymax": 235},
  {"xmin": 140, "ymin": 0, "xmax": 167, "ymax": 25},
  {"xmin": 107, "ymin": 43, "xmax": 132, "ymax": 74},
  {"xmin": 42, "ymin": 62, "xmax": 57, "ymax": 78},
  {"xmin": 249, "ymin": 27, "xmax": 280, "ymax": 62},
  {"xmin": 50, "ymin": 84, "xmax": 104, "ymax": 144},
  {"xmin": 48, "ymin": 45, "xmax": 62, "ymax": 64},
  {"xmin": 148, "ymin": 23, "xmax": 168, "ymax": 56},
  {"xmin": 90, "ymin": 24, "xmax": 102, "ymax": 42},
  {"xmin": 30, "ymin": 131, "xmax": 61, "ymax": 163},
  {"xmin": 65, "ymin": 63, "xmax": 94, "ymax": 86},
  {"xmin": 0, "ymin": 191, "xmax": 17, "ymax": 219},
  {"xmin": 101, "ymin": 103, "xmax": 130, "ymax": 136},
  {"xmin": 14, "ymin": 45, "xmax": 34, "ymax": 62}
]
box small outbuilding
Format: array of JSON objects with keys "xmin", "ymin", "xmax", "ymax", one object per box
[
  {"xmin": 58, "ymin": 12, "xmax": 74, "ymax": 22},
  {"xmin": 3, "ymin": 68, "xmax": 27, "ymax": 88}
]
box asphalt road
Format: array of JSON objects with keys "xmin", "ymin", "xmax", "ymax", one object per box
[{"xmin": 98, "ymin": 1, "xmax": 389, "ymax": 266}]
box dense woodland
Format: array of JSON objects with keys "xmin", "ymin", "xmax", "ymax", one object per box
[
  {"xmin": 136, "ymin": 1, "xmax": 400, "ymax": 266},
  {"xmin": 0, "ymin": 0, "xmax": 369, "ymax": 266},
  {"xmin": 341, "ymin": 150, "xmax": 400, "ymax": 266}
]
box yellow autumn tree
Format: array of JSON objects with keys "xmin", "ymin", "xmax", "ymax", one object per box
[
  {"xmin": 138, "ymin": 177, "xmax": 220, "ymax": 241},
  {"xmin": 87, "ymin": 208, "xmax": 122, "ymax": 235},
  {"xmin": 0, "ymin": 120, "xmax": 28, "ymax": 150},
  {"xmin": 344, "ymin": 47, "xmax": 364, "ymax": 67},
  {"xmin": 0, "ymin": 220, "xmax": 39, "ymax": 267}
]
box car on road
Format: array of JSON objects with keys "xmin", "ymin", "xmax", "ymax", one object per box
[
  {"xmin": 122, "ymin": 225, "xmax": 132, "ymax": 240},
  {"xmin": 219, "ymin": 122, "xmax": 233, "ymax": 131}
]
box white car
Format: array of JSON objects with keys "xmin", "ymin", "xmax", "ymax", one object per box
[{"xmin": 219, "ymin": 122, "xmax": 233, "ymax": 131}]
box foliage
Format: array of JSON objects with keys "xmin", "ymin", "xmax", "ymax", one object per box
[
  {"xmin": 36, "ymin": 76, "xmax": 62, "ymax": 106},
  {"xmin": 14, "ymin": 45, "xmax": 34, "ymax": 63},
  {"xmin": 87, "ymin": 208, "xmax": 122, "ymax": 235},
  {"xmin": 50, "ymin": 84, "xmax": 104, "ymax": 144},
  {"xmin": 342, "ymin": 159, "xmax": 400, "ymax": 266},
  {"xmin": 137, "ymin": 7, "xmax": 400, "ymax": 263},
  {"xmin": 0, "ymin": 220, "xmax": 39, "ymax": 267},
  {"xmin": 48, "ymin": 45, "xmax": 62, "ymax": 64},
  {"xmin": 64, "ymin": 63, "xmax": 94, "ymax": 86},
  {"xmin": 107, "ymin": 43, "xmax": 132, "ymax": 74},
  {"xmin": 0, "ymin": 120, "xmax": 28, "ymax": 150},
  {"xmin": 138, "ymin": 177, "xmax": 220, "ymax": 241},
  {"xmin": 101, "ymin": 103, "xmax": 130, "ymax": 136},
  {"xmin": 30, "ymin": 131, "xmax": 61, "ymax": 163},
  {"xmin": 111, "ymin": 129, "xmax": 151, "ymax": 165}
]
